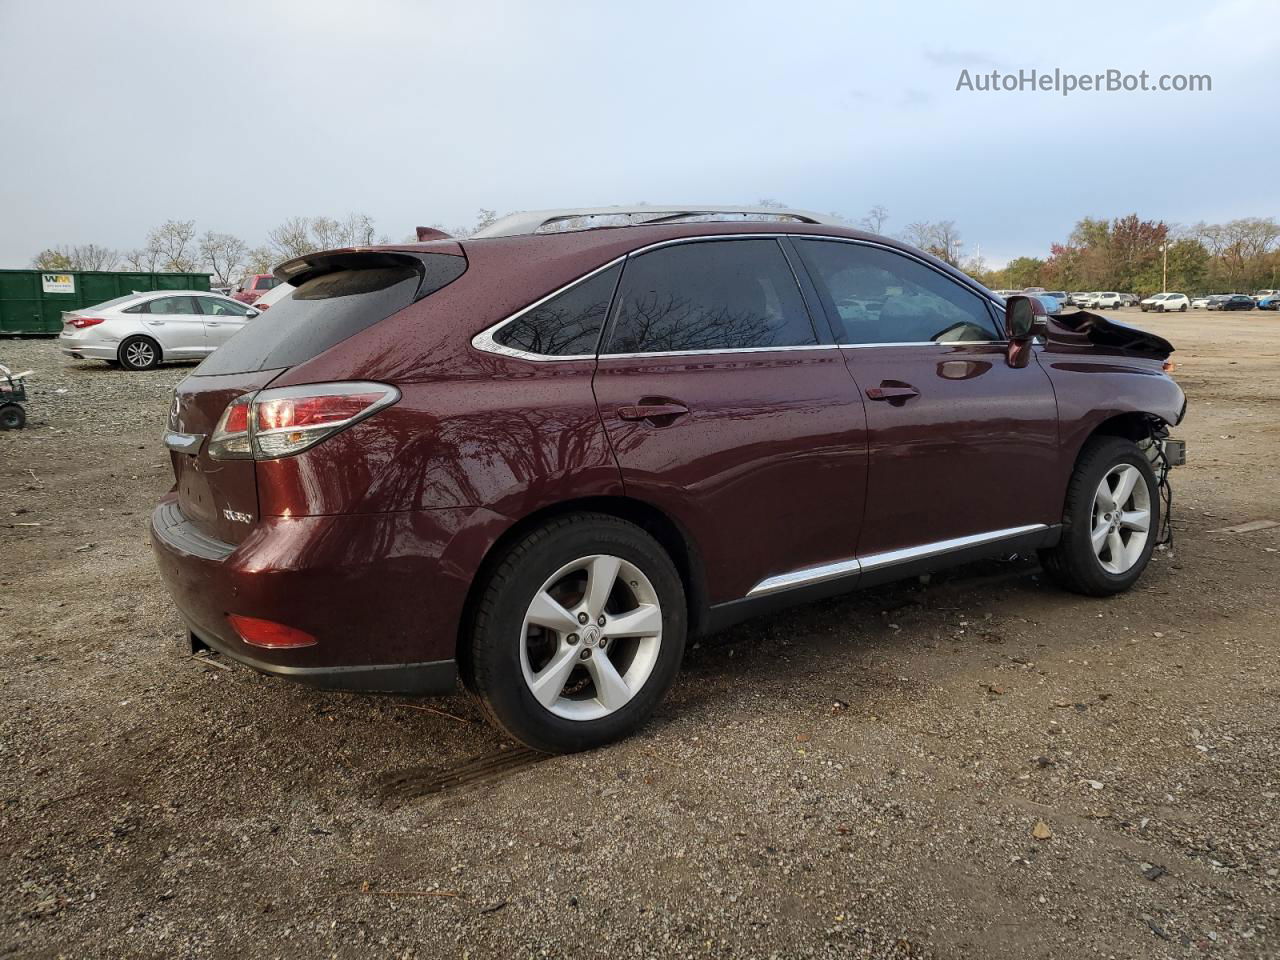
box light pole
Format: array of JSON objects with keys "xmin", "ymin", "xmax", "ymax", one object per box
[{"xmin": 1161, "ymin": 242, "xmax": 1168, "ymax": 292}]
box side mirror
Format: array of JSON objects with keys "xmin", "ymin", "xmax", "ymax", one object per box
[
  {"xmin": 246, "ymin": 309, "xmax": 260, "ymax": 318},
  {"xmin": 1003, "ymin": 295, "xmax": 1047, "ymax": 368}
]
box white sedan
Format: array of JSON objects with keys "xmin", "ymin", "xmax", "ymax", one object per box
[{"xmin": 59, "ymin": 291, "xmax": 260, "ymax": 370}]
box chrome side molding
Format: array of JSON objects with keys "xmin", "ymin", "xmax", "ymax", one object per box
[{"xmin": 745, "ymin": 524, "xmax": 1048, "ymax": 598}]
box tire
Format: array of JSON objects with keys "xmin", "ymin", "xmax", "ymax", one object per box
[
  {"xmin": 1039, "ymin": 436, "xmax": 1160, "ymax": 596},
  {"xmin": 118, "ymin": 336, "xmax": 161, "ymax": 371},
  {"xmin": 0, "ymin": 403, "xmax": 25, "ymax": 430},
  {"xmin": 463, "ymin": 513, "xmax": 687, "ymax": 753},
  {"xmin": 1180, "ymin": 304, "xmax": 1187, "ymax": 312}
]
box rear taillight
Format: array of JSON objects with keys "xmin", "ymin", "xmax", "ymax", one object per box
[
  {"xmin": 207, "ymin": 382, "xmax": 399, "ymax": 461},
  {"xmin": 66, "ymin": 315, "xmax": 104, "ymax": 329}
]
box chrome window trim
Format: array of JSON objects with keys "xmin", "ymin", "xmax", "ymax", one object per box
[
  {"xmin": 470, "ymin": 254, "xmax": 628, "ymax": 363},
  {"xmin": 471, "ymin": 233, "xmax": 1006, "ymax": 363},
  {"xmin": 745, "ymin": 523, "xmax": 1048, "ymax": 598}
]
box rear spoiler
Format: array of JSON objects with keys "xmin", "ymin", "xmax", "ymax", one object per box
[{"xmin": 274, "ymin": 248, "xmax": 467, "ymax": 302}]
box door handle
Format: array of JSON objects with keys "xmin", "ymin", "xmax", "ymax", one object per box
[
  {"xmin": 617, "ymin": 401, "xmax": 690, "ymax": 422},
  {"xmin": 865, "ymin": 383, "xmax": 920, "ymax": 401},
  {"xmin": 206, "ymin": 322, "xmax": 220, "ymax": 327}
]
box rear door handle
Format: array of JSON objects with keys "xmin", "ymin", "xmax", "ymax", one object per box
[
  {"xmin": 865, "ymin": 384, "xmax": 919, "ymax": 401},
  {"xmin": 617, "ymin": 401, "xmax": 690, "ymax": 422}
]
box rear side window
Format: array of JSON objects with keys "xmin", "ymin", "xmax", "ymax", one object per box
[
  {"xmin": 146, "ymin": 296, "xmax": 199, "ymax": 315},
  {"xmin": 493, "ymin": 264, "xmax": 620, "ymax": 357},
  {"xmin": 195, "ymin": 254, "xmax": 466, "ymax": 375},
  {"xmin": 796, "ymin": 240, "xmax": 999, "ymax": 344},
  {"xmin": 604, "ymin": 239, "xmax": 815, "ymax": 354}
]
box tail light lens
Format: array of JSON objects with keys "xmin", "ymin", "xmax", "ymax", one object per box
[
  {"xmin": 207, "ymin": 382, "xmax": 399, "ymax": 461},
  {"xmin": 66, "ymin": 315, "xmax": 104, "ymax": 329}
]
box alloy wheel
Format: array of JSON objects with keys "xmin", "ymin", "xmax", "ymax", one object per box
[
  {"xmin": 519, "ymin": 554, "xmax": 663, "ymax": 721},
  {"xmin": 1090, "ymin": 464, "xmax": 1152, "ymax": 574},
  {"xmin": 125, "ymin": 341, "xmax": 155, "ymax": 367}
]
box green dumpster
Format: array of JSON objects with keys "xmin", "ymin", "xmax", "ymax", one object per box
[{"xmin": 0, "ymin": 269, "xmax": 212, "ymax": 335}]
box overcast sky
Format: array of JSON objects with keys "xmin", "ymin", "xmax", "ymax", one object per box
[{"xmin": 1, "ymin": 0, "xmax": 1276, "ymax": 269}]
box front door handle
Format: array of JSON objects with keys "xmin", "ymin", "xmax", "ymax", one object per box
[
  {"xmin": 865, "ymin": 383, "xmax": 919, "ymax": 401},
  {"xmin": 617, "ymin": 401, "xmax": 690, "ymax": 422}
]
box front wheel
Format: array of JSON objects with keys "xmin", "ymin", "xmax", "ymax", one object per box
[
  {"xmin": 463, "ymin": 513, "xmax": 687, "ymax": 753},
  {"xmin": 1039, "ymin": 436, "xmax": 1160, "ymax": 596}
]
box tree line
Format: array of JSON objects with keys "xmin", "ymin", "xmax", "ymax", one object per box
[
  {"xmin": 979, "ymin": 215, "xmax": 1280, "ymax": 296},
  {"xmin": 30, "ymin": 210, "xmax": 500, "ymax": 285},
  {"xmin": 32, "ymin": 205, "xmax": 1280, "ymax": 296}
]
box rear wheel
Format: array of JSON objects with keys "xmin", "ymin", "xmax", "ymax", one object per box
[
  {"xmin": 119, "ymin": 336, "xmax": 161, "ymax": 371},
  {"xmin": 463, "ymin": 513, "xmax": 687, "ymax": 753},
  {"xmin": 0, "ymin": 403, "xmax": 25, "ymax": 430},
  {"xmin": 1040, "ymin": 436, "xmax": 1159, "ymax": 596},
  {"xmin": 1180, "ymin": 304, "xmax": 1187, "ymax": 312}
]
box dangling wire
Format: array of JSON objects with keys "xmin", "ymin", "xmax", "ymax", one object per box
[{"xmin": 1151, "ymin": 438, "xmax": 1174, "ymax": 549}]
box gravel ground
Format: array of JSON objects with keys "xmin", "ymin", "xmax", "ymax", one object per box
[{"xmin": 2, "ymin": 312, "xmax": 1278, "ymax": 959}]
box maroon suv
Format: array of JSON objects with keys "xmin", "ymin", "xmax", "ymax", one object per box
[{"xmin": 151, "ymin": 206, "xmax": 1186, "ymax": 752}]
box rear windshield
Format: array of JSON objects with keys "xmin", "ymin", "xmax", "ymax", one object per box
[
  {"xmin": 86, "ymin": 293, "xmax": 142, "ymax": 312},
  {"xmin": 254, "ymin": 276, "xmax": 280, "ymax": 290},
  {"xmin": 195, "ymin": 255, "xmax": 465, "ymax": 375}
]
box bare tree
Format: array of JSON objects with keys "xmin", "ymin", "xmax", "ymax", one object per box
[
  {"xmin": 147, "ymin": 219, "xmax": 199, "ymax": 271},
  {"xmin": 199, "ymin": 231, "xmax": 249, "ymax": 286},
  {"xmin": 902, "ymin": 220, "xmax": 963, "ymax": 266},
  {"xmin": 244, "ymin": 246, "xmax": 276, "ymax": 275},
  {"xmin": 122, "ymin": 246, "xmax": 163, "ymax": 271},
  {"xmin": 339, "ymin": 212, "xmax": 377, "ymax": 246},
  {"xmin": 267, "ymin": 217, "xmax": 316, "ymax": 259},
  {"xmin": 31, "ymin": 244, "xmax": 118, "ymax": 270},
  {"xmin": 309, "ymin": 216, "xmax": 343, "ymax": 250},
  {"xmin": 860, "ymin": 205, "xmax": 890, "ymax": 234}
]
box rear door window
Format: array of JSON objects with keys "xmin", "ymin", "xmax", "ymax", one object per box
[
  {"xmin": 604, "ymin": 239, "xmax": 816, "ymax": 354},
  {"xmin": 796, "ymin": 240, "xmax": 999, "ymax": 344},
  {"xmin": 493, "ymin": 264, "xmax": 620, "ymax": 356},
  {"xmin": 147, "ymin": 296, "xmax": 200, "ymax": 315},
  {"xmin": 195, "ymin": 255, "xmax": 466, "ymax": 375}
]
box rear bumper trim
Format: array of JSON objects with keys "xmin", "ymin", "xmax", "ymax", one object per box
[
  {"xmin": 188, "ymin": 628, "xmax": 459, "ymax": 694},
  {"xmin": 153, "ymin": 498, "xmax": 235, "ymax": 561}
]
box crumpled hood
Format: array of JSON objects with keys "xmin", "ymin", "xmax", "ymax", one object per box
[{"xmin": 1047, "ymin": 310, "xmax": 1174, "ymax": 360}]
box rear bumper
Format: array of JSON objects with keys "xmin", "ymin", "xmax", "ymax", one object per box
[
  {"xmin": 183, "ymin": 627, "xmax": 456, "ymax": 693},
  {"xmin": 59, "ymin": 341, "xmax": 117, "ymax": 360},
  {"xmin": 149, "ymin": 494, "xmax": 483, "ymax": 695}
]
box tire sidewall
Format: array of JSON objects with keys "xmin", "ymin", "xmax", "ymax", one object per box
[
  {"xmin": 1064, "ymin": 439, "xmax": 1160, "ymax": 593},
  {"xmin": 119, "ymin": 336, "xmax": 160, "ymax": 371},
  {"xmin": 472, "ymin": 518, "xmax": 687, "ymax": 752},
  {"xmin": 0, "ymin": 404, "xmax": 24, "ymax": 430}
]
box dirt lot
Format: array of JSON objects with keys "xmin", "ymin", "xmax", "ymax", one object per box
[{"xmin": 2, "ymin": 310, "xmax": 1278, "ymax": 959}]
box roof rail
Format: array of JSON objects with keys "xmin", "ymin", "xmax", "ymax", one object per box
[{"xmin": 470, "ymin": 205, "xmax": 842, "ymax": 239}]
